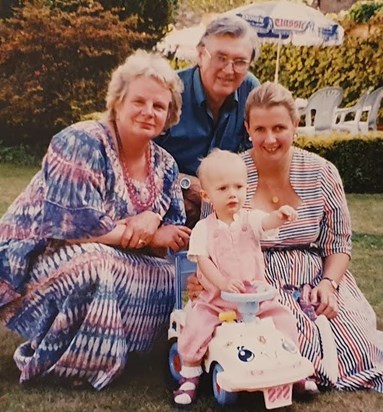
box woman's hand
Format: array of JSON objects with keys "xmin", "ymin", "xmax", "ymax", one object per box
[
  {"xmin": 186, "ymin": 273, "xmax": 204, "ymax": 300},
  {"xmin": 118, "ymin": 211, "xmax": 162, "ymax": 249},
  {"xmin": 150, "ymin": 224, "xmax": 191, "ymax": 252},
  {"xmin": 310, "ymin": 281, "xmax": 339, "ymax": 319}
]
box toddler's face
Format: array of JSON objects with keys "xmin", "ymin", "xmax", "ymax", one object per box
[{"xmin": 201, "ymin": 161, "xmax": 247, "ymax": 219}]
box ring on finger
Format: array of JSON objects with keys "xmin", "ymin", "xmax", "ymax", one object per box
[{"xmin": 138, "ymin": 239, "xmax": 146, "ymax": 247}]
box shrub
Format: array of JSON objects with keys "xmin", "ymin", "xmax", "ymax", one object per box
[
  {"xmin": 251, "ymin": 27, "xmax": 383, "ymax": 123},
  {"xmin": 348, "ymin": 0, "xmax": 383, "ymax": 23},
  {"xmin": 0, "ymin": 1, "xmax": 150, "ymax": 148},
  {"xmin": 295, "ymin": 131, "xmax": 383, "ymax": 193}
]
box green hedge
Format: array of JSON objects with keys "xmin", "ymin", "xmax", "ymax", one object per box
[
  {"xmin": 295, "ymin": 131, "xmax": 383, "ymax": 193},
  {"xmin": 1, "ymin": 131, "xmax": 382, "ymax": 193}
]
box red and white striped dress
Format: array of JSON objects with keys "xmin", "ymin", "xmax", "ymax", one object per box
[{"xmin": 241, "ymin": 147, "xmax": 383, "ymax": 392}]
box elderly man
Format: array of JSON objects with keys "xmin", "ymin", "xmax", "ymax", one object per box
[{"xmin": 155, "ymin": 15, "xmax": 261, "ymax": 228}]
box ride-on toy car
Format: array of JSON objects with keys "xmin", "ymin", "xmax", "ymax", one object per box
[{"xmin": 167, "ymin": 251, "xmax": 314, "ymax": 409}]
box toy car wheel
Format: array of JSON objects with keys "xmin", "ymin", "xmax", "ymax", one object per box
[
  {"xmin": 212, "ymin": 363, "xmax": 238, "ymax": 405},
  {"xmin": 168, "ymin": 340, "xmax": 182, "ymax": 382}
]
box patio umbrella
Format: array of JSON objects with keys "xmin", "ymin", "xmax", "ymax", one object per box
[
  {"xmin": 226, "ymin": 0, "xmax": 344, "ymax": 82},
  {"xmin": 156, "ymin": 24, "xmax": 207, "ymax": 61}
]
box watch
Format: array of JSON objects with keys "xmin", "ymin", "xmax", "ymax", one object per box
[
  {"xmin": 180, "ymin": 176, "xmax": 191, "ymax": 190},
  {"xmin": 322, "ymin": 277, "xmax": 339, "ymax": 291}
]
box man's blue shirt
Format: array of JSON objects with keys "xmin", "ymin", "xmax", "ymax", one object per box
[{"xmin": 155, "ymin": 66, "xmax": 260, "ymax": 176}]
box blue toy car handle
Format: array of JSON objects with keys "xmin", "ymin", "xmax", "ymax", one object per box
[{"xmin": 221, "ymin": 281, "xmax": 277, "ymax": 323}]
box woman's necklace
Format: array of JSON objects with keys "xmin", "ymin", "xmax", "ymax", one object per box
[
  {"xmin": 253, "ymin": 153, "xmax": 291, "ymax": 206},
  {"xmin": 113, "ymin": 120, "xmax": 156, "ymax": 211},
  {"xmin": 265, "ymin": 181, "xmax": 285, "ymax": 205}
]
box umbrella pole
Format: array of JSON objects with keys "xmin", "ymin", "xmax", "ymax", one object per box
[{"xmin": 275, "ymin": 34, "xmax": 282, "ymax": 83}]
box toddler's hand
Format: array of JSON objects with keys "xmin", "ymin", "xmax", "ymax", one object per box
[
  {"xmin": 223, "ymin": 279, "xmax": 245, "ymax": 293},
  {"xmin": 278, "ymin": 205, "xmax": 298, "ymax": 223}
]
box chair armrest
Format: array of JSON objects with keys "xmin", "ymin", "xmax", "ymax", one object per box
[{"xmin": 334, "ymin": 106, "xmax": 359, "ymax": 124}]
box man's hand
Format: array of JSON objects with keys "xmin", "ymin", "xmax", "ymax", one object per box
[
  {"xmin": 180, "ymin": 174, "xmax": 202, "ymax": 228},
  {"xmin": 150, "ymin": 224, "xmax": 191, "ymax": 252}
]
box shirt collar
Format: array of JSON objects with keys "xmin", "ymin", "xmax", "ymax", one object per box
[{"xmin": 215, "ymin": 209, "xmax": 242, "ymax": 228}]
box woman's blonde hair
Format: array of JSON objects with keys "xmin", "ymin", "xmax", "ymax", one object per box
[
  {"xmin": 245, "ymin": 81, "xmax": 300, "ymax": 124},
  {"xmin": 106, "ymin": 49, "xmax": 184, "ymax": 129}
]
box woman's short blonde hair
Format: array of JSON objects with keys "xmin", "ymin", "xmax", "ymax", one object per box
[
  {"xmin": 106, "ymin": 49, "xmax": 184, "ymax": 129},
  {"xmin": 245, "ymin": 81, "xmax": 300, "ymax": 124}
]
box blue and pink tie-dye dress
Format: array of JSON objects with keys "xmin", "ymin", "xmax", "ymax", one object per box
[{"xmin": 0, "ymin": 120, "xmax": 186, "ymax": 389}]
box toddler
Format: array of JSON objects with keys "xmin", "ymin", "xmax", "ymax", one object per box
[{"xmin": 174, "ymin": 149, "xmax": 314, "ymax": 405}]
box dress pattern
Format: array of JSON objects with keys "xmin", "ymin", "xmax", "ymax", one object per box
[
  {"xmin": 241, "ymin": 147, "xmax": 383, "ymax": 392},
  {"xmin": 0, "ymin": 120, "xmax": 186, "ymax": 389}
]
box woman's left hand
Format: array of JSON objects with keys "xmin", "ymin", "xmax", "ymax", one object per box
[
  {"xmin": 118, "ymin": 211, "xmax": 162, "ymax": 249},
  {"xmin": 310, "ymin": 281, "xmax": 339, "ymax": 319}
]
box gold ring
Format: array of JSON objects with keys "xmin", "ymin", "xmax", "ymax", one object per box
[{"xmin": 138, "ymin": 239, "xmax": 146, "ymax": 246}]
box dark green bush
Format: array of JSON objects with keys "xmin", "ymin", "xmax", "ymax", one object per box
[
  {"xmin": 0, "ymin": 141, "xmax": 42, "ymax": 166},
  {"xmin": 295, "ymin": 132, "xmax": 383, "ymax": 193}
]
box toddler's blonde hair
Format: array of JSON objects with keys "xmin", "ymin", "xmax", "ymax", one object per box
[{"xmin": 197, "ymin": 149, "xmax": 247, "ymax": 189}]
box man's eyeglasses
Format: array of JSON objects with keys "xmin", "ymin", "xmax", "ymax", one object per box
[{"xmin": 204, "ymin": 48, "xmax": 250, "ymax": 74}]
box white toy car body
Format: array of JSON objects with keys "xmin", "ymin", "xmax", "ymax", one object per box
[{"xmin": 167, "ymin": 252, "xmax": 314, "ymax": 409}]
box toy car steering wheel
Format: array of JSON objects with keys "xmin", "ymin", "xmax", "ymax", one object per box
[{"xmin": 221, "ymin": 281, "xmax": 277, "ymax": 322}]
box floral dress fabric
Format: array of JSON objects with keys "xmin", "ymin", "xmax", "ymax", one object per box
[
  {"xmin": 240, "ymin": 147, "xmax": 383, "ymax": 392},
  {"xmin": 0, "ymin": 120, "xmax": 186, "ymax": 390}
]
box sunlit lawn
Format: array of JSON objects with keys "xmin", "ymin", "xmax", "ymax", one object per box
[{"xmin": 0, "ymin": 163, "xmax": 382, "ymax": 411}]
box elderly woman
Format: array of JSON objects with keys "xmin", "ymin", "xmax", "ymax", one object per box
[
  {"xmin": 190, "ymin": 82, "xmax": 383, "ymax": 394},
  {"xmin": 0, "ymin": 50, "xmax": 191, "ymax": 390}
]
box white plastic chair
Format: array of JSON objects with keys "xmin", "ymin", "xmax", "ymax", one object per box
[
  {"xmin": 332, "ymin": 89, "xmax": 372, "ymax": 134},
  {"xmin": 363, "ymin": 86, "xmax": 383, "ymax": 132},
  {"xmin": 297, "ymin": 87, "xmax": 343, "ymax": 135}
]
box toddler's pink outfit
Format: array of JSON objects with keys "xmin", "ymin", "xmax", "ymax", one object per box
[{"xmin": 178, "ymin": 211, "xmax": 298, "ymax": 364}]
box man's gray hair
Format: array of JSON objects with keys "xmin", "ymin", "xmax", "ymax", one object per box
[{"xmin": 197, "ymin": 15, "xmax": 261, "ymax": 61}]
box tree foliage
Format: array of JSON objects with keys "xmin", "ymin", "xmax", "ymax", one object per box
[
  {"xmin": 348, "ymin": 0, "xmax": 383, "ymax": 23},
  {"xmin": 252, "ymin": 26, "xmax": 382, "ymax": 112},
  {"xmin": 0, "ymin": 0, "xmax": 179, "ymax": 47},
  {"xmin": 98, "ymin": 0, "xmax": 179, "ymax": 47},
  {"xmin": 0, "ymin": 1, "xmax": 150, "ymax": 148}
]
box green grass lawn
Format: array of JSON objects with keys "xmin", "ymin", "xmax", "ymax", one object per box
[{"xmin": 0, "ymin": 163, "xmax": 382, "ymax": 412}]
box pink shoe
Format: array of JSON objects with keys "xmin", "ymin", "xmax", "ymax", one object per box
[{"xmin": 173, "ymin": 375, "xmax": 200, "ymax": 405}]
